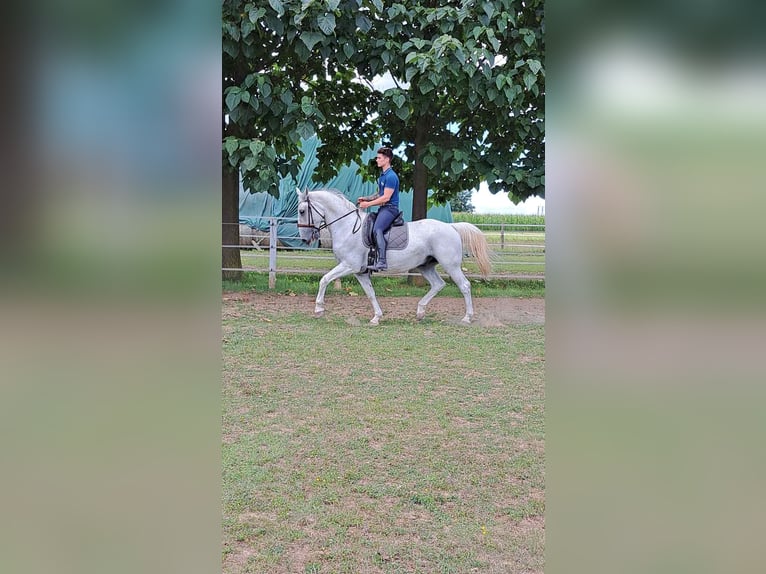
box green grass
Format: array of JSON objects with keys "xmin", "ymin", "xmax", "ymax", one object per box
[
  {"xmin": 222, "ymin": 300, "xmax": 545, "ymax": 573},
  {"xmin": 223, "ymin": 272, "xmax": 544, "ymax": 298}
]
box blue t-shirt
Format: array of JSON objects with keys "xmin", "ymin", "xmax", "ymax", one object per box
[{"xmin": 377, "ymin": 168, "xmax": 400, "ymax": 208}]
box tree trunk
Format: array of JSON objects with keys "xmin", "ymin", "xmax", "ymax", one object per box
[
  {"xmin": 222, "ymin": 165, "xmax": 243, "ymax": 281},
  {"xmin": 411, "ymin": 114, "xmax": 430, "ymax": 222},
  {"xmin": 408, "ymin": 114, "xmax": 430, "ymax": 286}
]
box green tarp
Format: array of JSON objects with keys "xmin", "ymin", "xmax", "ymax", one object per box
[{"xmin": 239, "ymin": 137, "xmax": 453, "ymax": 247}]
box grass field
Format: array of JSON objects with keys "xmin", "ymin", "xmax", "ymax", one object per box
[
  {"xmin": 451, "ymin": 212, "xmax": 545, "ymax": 231},
  {"xmin": 222, "ymin": 297, "xmax": 545, "ymax": 573},
  {"xmin": 223, "ymin": 273, "xmax": 544, "ymax": 298}
]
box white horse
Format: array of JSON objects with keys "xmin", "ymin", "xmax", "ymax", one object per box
[{"xmin": 296, "ymin": 188, "xmax": 492, "ymax": 325}]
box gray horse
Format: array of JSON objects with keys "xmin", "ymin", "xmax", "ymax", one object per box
[{"xmin": 296, "ymin": 189, "xmax": 492, "ymax": 325}]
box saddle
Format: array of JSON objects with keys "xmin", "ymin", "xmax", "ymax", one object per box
[
  {"xmin": 362, "ymin": 211, "xmax": 408, "ymax": 250},
  {"xmin": 363, "ymin": 211, "xmax": 408, "ymax": 270}
]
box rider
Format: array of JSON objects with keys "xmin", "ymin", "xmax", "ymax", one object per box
[{"xmin": 357, "ymin": 146, "xmax": 400, "ymax": 271}]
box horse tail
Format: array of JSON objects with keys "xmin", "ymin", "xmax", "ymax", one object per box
[{"xmin": 451, "ymin": 222, "xmax": 492, "ymax": 277}]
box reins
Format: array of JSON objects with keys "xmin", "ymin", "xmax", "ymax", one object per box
[{"xmin": 297, "ymin": 194, "xmax": 362, "ymax": 239}]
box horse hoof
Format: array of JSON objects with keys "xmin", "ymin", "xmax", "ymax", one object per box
[
  {"xmin": 369, "ymin": 316, "xmax": 380, "ymax": 326},
  {"xmin": 461, "ymin": 316, "xmax": 472, "ymax": 325},
  {"xmin": 314, "ymin": 310, "xmax": 324, "ymax": 318},
  {"xmin": 416, "ymin": 312, "xmax": 425, "ymax": 321}
]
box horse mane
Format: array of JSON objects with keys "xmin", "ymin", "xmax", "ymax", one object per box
[{"xmin": 310, "ymin": 188, "xmax": 356, "ymax": 209}]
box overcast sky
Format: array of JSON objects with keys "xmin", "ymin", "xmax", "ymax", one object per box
[{"xmin": 471, "ymin": 183, "xmax": 545, "ymax": 215}]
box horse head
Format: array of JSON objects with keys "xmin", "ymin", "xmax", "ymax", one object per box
[{"xmin": 296, "ymin": 188, "xmax": 321, "ymax": 244}]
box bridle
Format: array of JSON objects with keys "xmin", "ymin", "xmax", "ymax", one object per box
[{"xmin": 297, "ymin": 193, "xmax": 362, "ymax": 241}]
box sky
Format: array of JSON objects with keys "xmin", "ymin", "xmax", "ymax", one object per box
[{"xmin": 471, "ymin": 183, "xmax": 545, "ymax": 215}]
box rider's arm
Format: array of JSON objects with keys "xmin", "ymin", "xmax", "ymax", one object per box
[{"xmin": 364, "ymin": 187, "xmax": 393, "ymax": 207}]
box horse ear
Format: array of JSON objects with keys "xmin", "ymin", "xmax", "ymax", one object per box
[{"xmin": 296, "ymin": 187, "xmax": 307, "ymax": 202}]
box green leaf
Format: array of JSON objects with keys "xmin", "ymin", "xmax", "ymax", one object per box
[
  {"xmin": 224, "ymin": 137, "xmax": 239, "ymax": 156},
  {"xmin": 224, "ymin": 22, "xmax": 239, "ymax": 42},
  {"xmin": 301, "ymin": 96, "xmax": 315, "ymax": 116},
  {"xmin": 297, "ymin": 121, "xmax": 315, "ymax": 140},
  {"xmin": 249, "ymin": 140, "xmax": 265, "ymax": 156},
  {"xmin": 249, "ymin": 7, "xmax": 266, "ymax": 23},
  {"xmin": 300, "ymin": 32, "xmax": 323, "ymax": 51},
  {"xmin": 326, "ymin": 0, "xmax": 340, "ymax": 10},
  {"xmin": 497, "ymin": 15, "xmax": 507, "ymax": 34},
  {"xmin": 242, "ymin": 155, "xmax": 257, "ymax": 172},
  {"xmin": 343, "ymin": 42, "xmax": 354, "ymax": 60},
  {"xmin": 268, "ymin": 0, "xmax": 284, "ymax": 17},
  {"xmin": 225, "ymin": 89, "xmax": 241, "ymax": 111},
  {"xmin": 356, "ymin": 14, "xmax": 371, "ymax": 33},
  {"xmin": 392, "ymin": 92, "xmax": 406, "ymax": 108},
  {"xmin": 451, "ymin": 160, "xmax": 464, "ymax": 174},
  {"xmin": 482, "ymin": 2, "xmax": 495, "ymax": 19},
  {"xmin": 240, "ymin": 90, "xmax": 250, "ymax": 104},
  {"xmin": 241, "ymin": 20, "xmax": 255, "ymax": 38},
  {"xmin": 395, "ymin": 105, "xmax": 410, "ymax": 121},
  {"xmin": 418, "ymin": 80, "xmax": 433, "ymax": 95},
  {"xmin": 261, "ymin": 82, "xmax": 272, "ymax": 98},
  {"xmin": 222, "ymin": 39, "xmax": 238, "ymax": 58},
  {"xmin": 523, "ymin": 72, "xmax": 536, "ymax": 90},
  {"xmin": 372, "ymin": 0, "xmax": 383, "ymax": 12},
  {"xmin": 317, "ymin": 13, "xmax": 336, "ymax": 35},
  {"xmin": 523, "ymin": 30, "xmax": 535, "ymax": 47},
  {"xmin": 486, "ymin": 30, "xmax": 500, "ymax": 52},
  {"xmin": 527, "ymin": 58, "xmax": 542, "ymax": 75},
  {"xmin": 405, "ymin": 52, "xmax": 418, "ymax": 64},
  {"xmin": 422, "ymin": 154, "xmax": 438, "ymax": 171}
]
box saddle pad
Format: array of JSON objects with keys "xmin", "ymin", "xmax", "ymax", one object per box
[{"xmin": 362, "ymin": 215, "xmax": 409, "ymax": 250}]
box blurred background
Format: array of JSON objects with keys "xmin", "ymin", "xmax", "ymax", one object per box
[
  {"xmin": 0, "ymin": 2, "xmax": 220, "ymax": 573},
  {"xmin": 2, "ymin": 0, "xmax": 765, "ymax": 573},
  {"xmin": 547, "ymin": 1, "xmax": 766, "ymax": 573}
]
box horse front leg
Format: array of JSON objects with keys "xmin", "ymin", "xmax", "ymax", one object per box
[
  {"xmin": 354, "ymin": 272, "xmax": 384, "ymax": 325},
  {"xmin": 315, "ymin": 263, "xmax": 354, "ymax": 317}
]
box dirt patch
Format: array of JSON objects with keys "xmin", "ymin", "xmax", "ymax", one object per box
[{"xmin": 223, "ymin": 292, "xmax": 544, "ymax": 326}]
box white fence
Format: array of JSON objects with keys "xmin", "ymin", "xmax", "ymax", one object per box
[{"xmin": 223, "ymin": 217, "xmax": 544, "ymax": 287}]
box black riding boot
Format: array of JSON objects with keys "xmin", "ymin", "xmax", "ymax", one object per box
[{"xmin": 370, "ymin": 229, "xmax": 388, "ymax": 271}]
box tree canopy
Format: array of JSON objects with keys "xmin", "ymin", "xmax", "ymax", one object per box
[{"xmin": 223, "ymin": 0, "xmax": 544, "ymax": 213}]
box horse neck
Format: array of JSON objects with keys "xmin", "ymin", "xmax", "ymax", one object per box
[
  {"xmin": 311, "ymin": 191, "xmax": 361, "ymax": 237},
  {"xmin": 312, "ymin": 191, "xmax": 352, "ymax": 219}
]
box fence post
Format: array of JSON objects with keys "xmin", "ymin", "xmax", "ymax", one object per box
[
  {"xmin": 269, "ymin": 217, "xmax": 277, "ymax": 289},
  {"xmin": 500, "ymin": 223, "xmax": 505, "ymax": 250}
]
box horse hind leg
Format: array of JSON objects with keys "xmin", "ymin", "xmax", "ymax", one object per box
[
  {"xmin": 444, "ymin": 264, "xmax": 474, "ymax": 324},
  {"xmin": 416, "ymin": 261, "xmax": 446, "ymax": 321}
]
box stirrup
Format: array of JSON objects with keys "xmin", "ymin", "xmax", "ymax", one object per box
[{"xmin": 369, "ymin": 260, "xmax": 387, "ymax": 271}]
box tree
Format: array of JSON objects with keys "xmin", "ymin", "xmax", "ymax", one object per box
[
  {"xmin": 222, "ymin": 0, "xmax": 380, "ymax": 277},
  {"xmin": 222, "ymin": 0, "xmax": 544, "ymax": 274},
  {"xmin": 450, "ymin": 190, "xmax": 474, "ymax": 213},
  {"xmin": 356, "ymin": 0, "xmax": 544, "ymax": 220}
]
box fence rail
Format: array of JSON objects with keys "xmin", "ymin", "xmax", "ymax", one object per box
[{"xmin": 224, "ymin": 217, "xmax": 544, "ymax": 286}]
